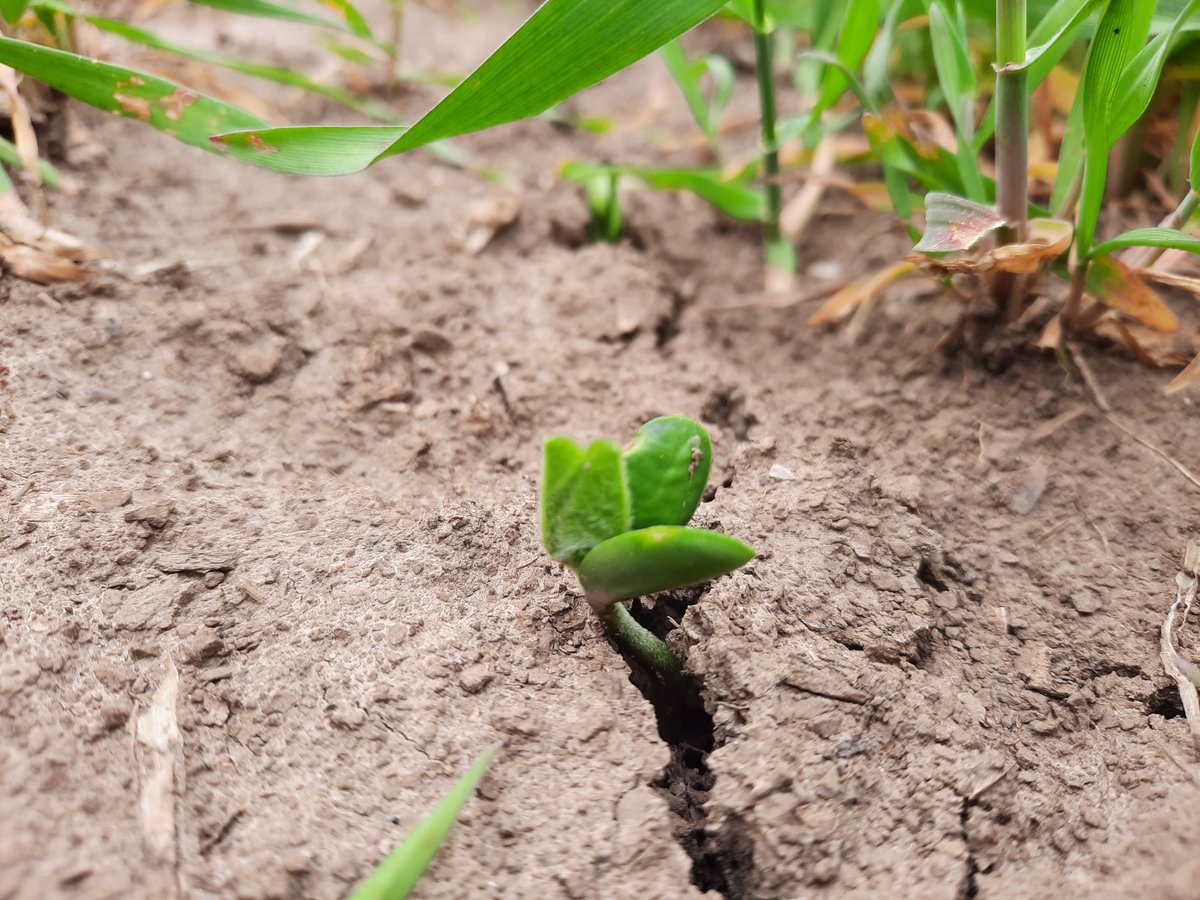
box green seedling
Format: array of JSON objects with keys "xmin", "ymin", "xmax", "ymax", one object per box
[{"xmin": 541, "ymin": 416, "xmax": 754, "ymax": 684}]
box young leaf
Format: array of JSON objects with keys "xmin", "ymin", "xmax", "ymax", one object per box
[
  {"xmin": 560, "ymin": 161, "xmax": 764, "ymax": 222},
  {"xmin": 0, "ymin": 37, "xmax": 266, "ymax": 153},
  {"xmin": 1076, "ymin": 0, "xmax": 1155, "ymax": 257},
  {"xmin": 1089, "ymin": 226, "xmax": 1200, "ymax": 259},
  {"xmin": 578, "ymin": 526, "xmax": 754, "ymax": 606},
  {"xmin": 541, "ymin": 439, "xmax": 630, "ymax": 567},
  {"xmin": 1108, "ymin": 0, "xmax": 1200, "ymax": 146},
  {"xmin": 623, "ymin": 416, "xmax": 712, "ymax": 530},
  {"xmin": 350, "ymin": 747, "xmax": 496, "ymax": 900},
  {"xmin": 914, "ymin": 192, "xmax": 1006, "ymax": 253},
  {"xmin": 542, "ymin": 437, "xmax": 586, "ymax": 555},
  {"xmin": 660, "ymin": 39, "xmax": 734, "ymax": 146},
  {"xmin": 213, "ymin": 0, "xmax": 730, "ymax": 174},
  {"xmin": 811, "ymin": 0, "xmax": 880, "ymax": 122}
]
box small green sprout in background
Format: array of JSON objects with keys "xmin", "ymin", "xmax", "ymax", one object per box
[
  {"xmin": 541, "ymin": 416, "xmax": 754, "ymax": 685},
  {"xmin": 350, "ymin": 746, "xmax": 496, "ymax": 900}
]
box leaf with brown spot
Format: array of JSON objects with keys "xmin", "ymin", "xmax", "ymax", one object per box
[
  {"xmin": 914, "ymin": 192, "xmax": 1005, "ymax": 253},
  {"xmin": 1087, "ymin": 255, "xmax": 1179, "ymax": 332},
  {"xmin": 807, "ymin": 260, "xmax": 917, "ymax": 326}
]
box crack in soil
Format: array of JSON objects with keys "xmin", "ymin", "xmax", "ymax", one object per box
[
  {"xmin": 610, "ymin": 592, "xmax": 756, "ymax": 898},
  {"xmin": 958, "ymin": 796, "xmax": 980, "ymax": 900}
]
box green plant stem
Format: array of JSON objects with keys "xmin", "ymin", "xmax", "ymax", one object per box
[
  {"xmin": 751, "ymin": 0, "xmax": 784, "ymax": 270},
  {"xmin": 598, "ymin": 600, "xmax": 683, "ymax": 685},
  {"xmin": 994, "ymin": 0, "xmax": 1027, "ymax": 317}
]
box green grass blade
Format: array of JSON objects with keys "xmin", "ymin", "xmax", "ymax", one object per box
[
  {"xmin": 561, "ymin": 161, "xmax": 764, "ymax": 221},
  {"xmin": 0, "ymin": 37, "xmax": 267, "ymax": 153},
  {"xmin": 862, "ymin": 0, "xmax": 906, "ymax": 104},
  {"xmin": 660, "ymin": 39, "xmax": 734, "ymax": 146},
  {"xmin": 1109, "ymin": 0, "xmax": 1200, "ymax": 144},
  {"xmin": 44, "ymin": 5, "xmax": 396, "ymax": 121},
  {"xmin": 1089, "ymin": 226, "xmax": 1200, "ymax": 258},
  {"xmin": 1076, "ymin": 0, "xmax": 1154, "ymax": 257},
  {"xmin": 214, "ymin": 0, "xmax": 730, "ymax": 174},
  {"xmin": 350, "ymin": 747, "xmax": 497, "ymax": 900},
  {"xmin": 0, "ymin": 135, "xmax": 61, "ymax": 187},
  {"xmin": 190, "ymin": 0, "xmax": 369, "ymax": 37},
  {"xmin": 928, "ymin": 0, "xmax": 985, "ymax": 201},
  {"xmin": 812, "ymin": 0, "xmax": 880, "ymax": 120}
]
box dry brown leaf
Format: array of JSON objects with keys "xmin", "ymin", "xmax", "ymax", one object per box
[
  {"xmin": 1037, "ymin": 315, "xmax": 1063, "ymax": 352},
  {"xmin": 990, "ymin": 219, "xmax": 1073, "ymax": 273},
  {"xmin": 0, "ymin": 242, "xmax": 89, "ymax": 283},
  {"xmin": 0, "ymin": 66, "xmax": 40, "ymax": 186},
  {"xmin": 1165, "ymin": 352, "xmax": 1200, "ymax": 395},
  {"xmin": 1137, "ymin": 268, "xmax": 1200, "ymax": 295},
  {"xmin": 780, "ymin": 133, "xmax": 835, "ymax": 241},
  {"xmin": 807, "ymin": 260, "xmax": 917, "ymax": 326},
  {"xmin": 1088, "ymin": 256, "xmax": 1179, "ymax": 333}
]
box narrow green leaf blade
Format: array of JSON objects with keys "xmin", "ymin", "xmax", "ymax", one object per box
[
  {"xmin": 1109, "ymin": 0, "xmax": 1200, "ymax": 145},
  {"xmin": 214, "ymin": 0, "xmax": 729, "ymax": 174},
  {"xmin": 350, "ymin": 747, "xmax": 496, "ymax": 900},
  {"xmin": 0, "ymin": 37, "xmax": 266, "ymax": 153},
  {"xmin": 191, "ymin": 0, "xmax": 367, "ymax": 36},
  {"xmin": 1077, "ymin": 0, "xmax": 1155, "ymax": 256},
  {"xmin": 0, "ymin": 135, "xmax": 61, "ymax": 187},
  {"xmin": 53, "ymin": 8, "xmax": 395, "ymax": 120},
  {"xmin": 623, "ymin": 417, "xmax": 712, "ymax": 530},
  {"xmin": 1089, "ymin": 227, "xmax": 1200, "ymax": 258},
  {"xmin": 578, "ymin": 526, "xmax": 754, "ymax": 604},
  {"xmin": 542, "ymin": 439, "xmax": 630, "ymax": 567}
]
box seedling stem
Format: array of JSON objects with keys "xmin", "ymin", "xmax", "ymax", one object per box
[
  {"xmin": 994, "ymin": 0, "xmax": 1027, "ymax": 317},
  {"xmin": 751, "ymin": 0, "xmax": 789, "ymax": 281}
]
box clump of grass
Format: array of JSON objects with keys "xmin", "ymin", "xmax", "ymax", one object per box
[{"xmin": 541, "ymin": 416, "xmax": 754, "ymax": 686}]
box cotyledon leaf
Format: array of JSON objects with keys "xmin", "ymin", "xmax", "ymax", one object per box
[
  {"xmin": 578, "ymin": 526, "xmax": 755, "ymax": 607},
  {"xmin": 541, "ymin": 436, "xmax": 586, "ymax": 558},
  {"xmin": 622, "ymin": 416, "xmax": 712, "ymax": 530},
  {"xmin": 0, "ymin": 37, "xmax": 266, "ymax": 153},
  {"xmin": 349, "ymin": 747, "xmax": 496, "ymax": 900},
  {"xmin": 211, "ymin": 0, "xmax": 730, "ymax": 174},
  {"xmin": 541, "ymin": 439, "xmax": 630, "ymax": 567}
]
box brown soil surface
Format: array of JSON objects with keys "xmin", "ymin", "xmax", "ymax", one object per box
[{"xmin": 3, "ymin": 5, "xmax": 1200, "ymax": 899}]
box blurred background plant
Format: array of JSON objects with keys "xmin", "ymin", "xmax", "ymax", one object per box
[{"xmin": 2, "ymin": 0, "xmax": 1200, "ymax": 383}]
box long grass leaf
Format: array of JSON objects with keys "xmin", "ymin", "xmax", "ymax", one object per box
[
  {"xmin": 0, "ymin": 37, "xmax": 267, "ymax": 152},
  {"xmin": 1090, "ymin": 226, "xmax": 1200, "ymax": 258},
  {"xmin": 562, "ymin": 161, "xmax": 763, "ymax": 221},
  {"xmin": 35, "ymin": 1, "xmax": 395, "ymax": 120},
  {"xmin": 350, "ymin": 747, "xmax": 496, "ymax": 900},
  {"xmin": 1076, "ymin": 0, "xmax": 1154, "ymax": 257},
  {"xmin": 1109, "ymin": 0, "xmax": 1200, "ymax": 143},
  {"xmin": 214, "ymin": 0, "xmax": 729, "ymax": 174},
  {"xmin": 813, "ymin": 0, "xmax": 880, "ymax": 120},
  {"xmin": 191, "ymin": 0, "xmax": 370, "ymax": 37}
]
